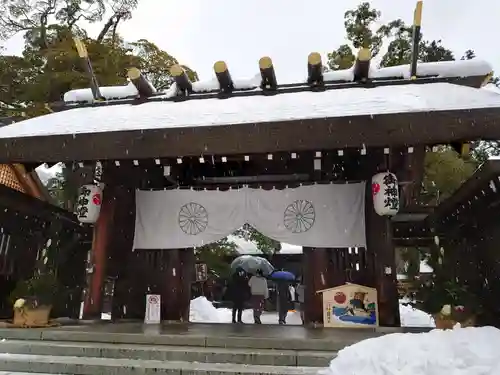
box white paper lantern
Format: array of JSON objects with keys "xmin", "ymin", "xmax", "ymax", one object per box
[
  {"xmin": 75, "ymin": 184, "xmax": 103, "ymax": 223},
  {"xmin": 371, "ymin": 172, "xmax": 399, "ymax": 216}
]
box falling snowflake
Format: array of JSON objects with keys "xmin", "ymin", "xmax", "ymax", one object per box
[
  {"xmin": 178, "ymin": 202, "xmax": 209, "ymax": 235},
  {"xmin": 283, "ymin": 200, "xmax": 315, "ymax": 233}
]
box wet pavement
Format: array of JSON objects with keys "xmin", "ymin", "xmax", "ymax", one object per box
[{"xmin": 41, "ymin": 320, "xmax": 391, "ymax": 340}]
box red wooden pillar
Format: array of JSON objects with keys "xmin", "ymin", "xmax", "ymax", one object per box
[
  {"xmin": 82, "ymin": 186, "xmax": 116, "ymax": 320},
  {"xmin": 365, "ymin": 170, "xmax": 401, "ymax": 327},
  {"xmin": 303, "ymin": 247, "xmax": 332, "ymax": 324}
]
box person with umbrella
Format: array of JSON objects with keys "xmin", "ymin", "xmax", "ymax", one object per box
[
  {"xmin": 248, "ymin": 269, "xmax": 269, "ymax": 324},
  {"xmin": 226, "ymin": 267, "xmax": 250, "ymax": 323},
  {"xmin": 269, "ymin": 270, "xmax": 295, "ymax": 325}
]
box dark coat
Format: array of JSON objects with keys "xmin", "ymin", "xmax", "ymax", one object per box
[
  {"xmin": 277, "ymin": 282, "xmax": 292, "ymax": 311},
  {"xmin": 226, "ymin": 272, "xmax": 250, "ymax": 303}
]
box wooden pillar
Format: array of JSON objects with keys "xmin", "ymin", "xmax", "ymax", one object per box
[
  {"xmin": 52, "ymin": 232, "xmax": 89, "ymax": 319},
  {"xmin": 365, "ymin": 172, "xmax": 401, "ymax": 327},
  {"xmin": 161, "ymin": 248, "xmax": 194, "ymax": 321},
  {"xmin": 108, "ymin": 186, "xmax": 136, "ymax": 321},
  {"xmin": 303, "ymin": 247, "xmax": 331, "ymax": 324},
  {"xmin": 82, "ymin": 186, "xmax": 116, "ymax": 320},
  {"xmin": 180, "ymin": 248, "xmax": 195, "ymax": 321}
]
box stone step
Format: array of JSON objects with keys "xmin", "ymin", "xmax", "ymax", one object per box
[
  {"xmin": 0, "ymin": 353, "xmax": 323, "ymax": 375},
  {"xmin": 0, "ymin": 340, "xmax": 335, "ymax": 367},
  {"xmin": 0, "ymin": 328, "xmax": 375, "ymax": 351}
]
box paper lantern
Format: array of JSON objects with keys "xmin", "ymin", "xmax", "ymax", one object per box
[
  {"xmin": 371, "ymin": 172, "xmax": 399, "ymax": 216},
  {"xmin": 75, "ymin": 184, "xmax": 103, "ymax": 223}
]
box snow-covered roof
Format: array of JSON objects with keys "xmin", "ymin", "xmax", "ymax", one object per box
[
  {"xmin": 227, "ymin": 235, "xmax": 302, "ymax": 255},
  {"xmin": 482, "ymin": 83, "xmax": 500, "ymax": 95},
  {"xmin": 2, "ymin": 82, "xmax": 500, "ymax": 140}
]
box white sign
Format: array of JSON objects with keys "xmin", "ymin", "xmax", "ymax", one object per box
[{"xmin": 144, "ymin": 294, "xmax": 161, "ymax": 324}]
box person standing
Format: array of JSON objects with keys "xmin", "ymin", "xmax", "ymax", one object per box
[
  {"xmin": 276, "ymin": 281, "xmax": 292, "ymax": 325},
  {"xmin": 227, "ymin": 267, "xmax": 249, "ymax": 323},
  {"xmin": 248, "ymin": 269, "xmax": 268, "ymax": 324}
]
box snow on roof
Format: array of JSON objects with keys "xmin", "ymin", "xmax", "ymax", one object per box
[
  {"xmin": 2, "ymin": 82, "xmax": 500, "ymax": 140},
  {"xmin": 370, "ymin": 59, "xmax": 491, "ymax": 80},
  {"xmin": 227, "ymin": 235, "xmax": 302, "ymax": 255},
  {"xmin": 64, "ymin": 75, "xmax": 261, "ymax": 103},
  {"xmin": 62, "ymin": 59, "xmax": 492, "ymax": 104},
  {"xmin": 482, "ymin": 83, "xmax": 500, "ymax": 95},
  {"xmin": 64, "ymin": 82, "xmax": 138, "ymax": 102}
]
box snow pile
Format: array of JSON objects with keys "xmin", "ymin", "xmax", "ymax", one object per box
[
  {"xmin": 189, "ymin": 296, "xmax": 227, "ymax": 323},
  {"xmin": 189, "ymin": 297, "xmax": 302, "ymax": 325},
  {"xmin": 400, "ymin": 303, "xmax": 435, "ymax": 328},
  {"xmin": 323, "ymin": 326, "xmax": 500, "ymax": 375}
]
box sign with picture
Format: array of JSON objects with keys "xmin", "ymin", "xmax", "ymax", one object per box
[{"xmin": 318, "ymin": 283, "xmax": 379, "ymax": 328}]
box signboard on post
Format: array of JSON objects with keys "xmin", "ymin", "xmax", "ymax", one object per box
[
  {"xmin": 317, "ymin": 283, "xmax": 379, "ymax": 328},
  {"xmin": 144, "ymin": 294, "xmax": 161, "ymax": 324},
  {"xmin": 195, "ymin": 263, "xmax": 208, "ymax": 282}
]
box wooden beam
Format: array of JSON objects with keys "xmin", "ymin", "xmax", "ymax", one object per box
[
  {"xmin": 307, "ymin": 52, "xmax": 324, "ymax": 86},
  {"xmin": 353, "ymin": 48, "xmax": 371, "ymax": 83},
  {"xmin": 127, "ymin": 68, "xmax": 157, "ymax": 98}
]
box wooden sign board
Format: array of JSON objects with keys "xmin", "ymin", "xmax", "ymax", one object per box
[
  {"xmin": 144, "ymin": 294, "xmax": 161, "ymax": 324},
  {"xmin": 317, "ymin": 283, "xmax": 379, "ymax": 328}
]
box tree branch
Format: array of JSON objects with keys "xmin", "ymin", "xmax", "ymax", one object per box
[{"xmin": 96, "ymin": 13, "xmax": 119, "ymax": 43}]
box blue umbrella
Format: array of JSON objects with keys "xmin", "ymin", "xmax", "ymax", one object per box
[{"xmin": 268, "ymin": 270, "xmax": 296, "ymax": 281}]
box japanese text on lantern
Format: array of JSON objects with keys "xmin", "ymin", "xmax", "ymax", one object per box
[
  {"xmin": 76, "ymin": 186, "xmax": 91, "ymax": 219},
  {"xmin": 383, "ymin": 173, "xmax": 399, "ymax": 211}
]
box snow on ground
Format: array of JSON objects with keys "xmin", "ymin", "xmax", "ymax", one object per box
[
  {"xmin": 188, "ymin": 297, "xmax": 435, "ymax": 327},
  {"xmin": 91, "ymin": 296, "xmax": 435, "ymax": 327},
  {"xmin": 322, "ymin": 326, "xmax": 500, "ymax": 375},
  {"xmin": 189, "ymin": 296, "xmax": 303, "ymax": 325}
]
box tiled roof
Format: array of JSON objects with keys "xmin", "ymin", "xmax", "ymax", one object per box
[{"xmin": 0, "ymin": 164, "xmax": 26, "ymax": 193}]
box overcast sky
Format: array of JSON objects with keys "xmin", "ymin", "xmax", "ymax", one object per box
[{"xmin": 3, "ymin": 0, "xmax": 500, "ymax": 83}]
